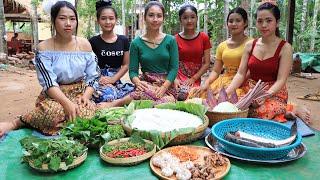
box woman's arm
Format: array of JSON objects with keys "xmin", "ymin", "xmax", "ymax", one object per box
[
  {"xmin": 155, "ymin": 36, "xmax": 178, "ymax": 97},
  {"xmin": 129, "ymin": 41, "xmax": 140, "ymax": 81},
  {"xmin": 187, "ymin": 49, "xmax": 211, "ymax": 85},
  {"xmin": 47, "ymin": 87, "xmax": 80, "ymax": 120},
  {"xmin": 202, "ymin": 59, "xmax": 224, "ymax": 89},
  {"xmin": 226, "ymin": 41, "xmax": 252, "ymax": 95},
  {"xmin": 200, "ymin": 41, "xmax": 224, "ymax": 91},
  {"xmin": 109, "ymin": 51, "xmax": 130, "ymax": 83},
  {"xmin": 79, "ymin": 38, "xmax": 99, "ymax": 108},
  {"xmin": 165, "ymin": 36, "xmax": 179, "ymax": 83}
]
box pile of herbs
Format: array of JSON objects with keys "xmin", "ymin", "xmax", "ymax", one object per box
[
  {"xmin": 61, "ymin": 117, "xmax": 126, "ymax": 148},
  {"xmin": 95, "ymin": 107, "xmax": 127, "ymax": 123},
  {"xmin": 102, "ymin": 134, "xmax": 154, "ymax": 158},
  {"xmin": 20, "ymin": 136, "xmax": 87, "ymax": 172},
  {"xmin": 123, "ymin": 100, "xmax": 207, "ymax": 150}
]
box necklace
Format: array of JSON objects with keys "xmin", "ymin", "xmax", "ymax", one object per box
[{"xmin": 142, "ymin": 34, "xmax": 162, "ymax": 48}]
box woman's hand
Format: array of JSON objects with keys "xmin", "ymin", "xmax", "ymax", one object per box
[
  {"xmin": 135, "ymin": 80, "xmax": 149, "ymax": 91},
  {"xmin": 63, "ymin": 100, "xmax": 80, "ymax": 121},
  {"xmin": 77, "ymin": 95, "xmax": 95, "ymax": 110},
  {"xmin": 200, "ymin": 81, "xmax": 210, "ymax": 93},
  {"xmin": 252, "ymin": 92, "xmax": 272, "ymax": 108},
  {"xmin": 155, "ymin": 86, "xmax": 167, "ymax": 98},
  {"xmin": 99, "ymin": 76, "xmax": 116, "ymax": 85},
  {"xmin": 174, "ymin": 79, "xmax": 180, "ymax": 89},
  {"xmin": 191, "ymin": 80, "xmax": 209, "ymax": 97},
  {"xmin": 183, "ymin": 77, "xmax": 196, "ymax": 87}
]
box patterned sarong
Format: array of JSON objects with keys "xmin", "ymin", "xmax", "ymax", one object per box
[
  {"xmin": 21, "ymin": 82, "xmax": 96, "ymax": 135},
  {"xmin": 130, "ymin": 72, "xmax": 177, "ymax": 104},
  {"xmin": 243, "ymin": 79, "xmax": 288, "ymax": 122},
  {"xmin": 93, "ymin": 67, "xmax": 134, "ymax": 103}
]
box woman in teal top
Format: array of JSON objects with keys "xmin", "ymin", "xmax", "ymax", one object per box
[{"xmin": 98, "ymin": 1, "xmax": 178, "ymax": 108}]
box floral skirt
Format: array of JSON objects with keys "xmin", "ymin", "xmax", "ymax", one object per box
[
  {"xmin": 243, "ymin": 79, "xmax": 288, "ymax": 122},
  {"xmin": 21, "ymin": 82, "xmax": 96, "ymax": 135},
  {"xmin": 188, "ymin": 72, "xmax": 246, "ymax": 99},
  {"xmin": 93, "ymin": 68, "xmax": 134, "ymax": 103},
  {"xmin": 130, "ymin": 72, "xmax": 177, "ymax": 104}
]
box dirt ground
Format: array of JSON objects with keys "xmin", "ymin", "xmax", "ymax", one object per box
[{"xmin": 0, "ymin": 66, "xmax": 319, "ymax": 130}]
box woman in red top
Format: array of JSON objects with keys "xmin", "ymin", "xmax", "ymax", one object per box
[
  {"xmin": 175, "ymin": 4, "xmax": 211, "ymax": 99},
  {"xmin": 226, "ymin": 2, "xmax": 310, "ymax": 123}
]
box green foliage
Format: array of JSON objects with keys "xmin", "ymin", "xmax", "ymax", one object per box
[
  {"xmin": 20, "ymin": 136, "xmax": 87, "ymax": 172},
  {"xmin": 102, "ymin": 134, "xmax": 154, "ymax": 153},
  {"xmin": 61, "ymin": 117, "xmax": 125, "ymax": 147},
  {"xmin": 107, "ymin": 125, "xmax": 126, "ymax": 140},
  {"xmin": 95, "ymin": 107, "xmax": 127, "ymax": 121},
  {"xmin": 29, "ymin": 0, "xmax": 320, "ymax": 51},
  {"xmin": 77, "ymin": 0, "xmax": 96, "ymax": 38},
  {"xmin": 162, "ymin": 0, "xmax": 184, "ymax": 34}
]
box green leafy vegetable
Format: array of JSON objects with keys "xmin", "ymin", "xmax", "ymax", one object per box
[
  {"xmin": 20, "ymin": 136, "xmax": 87, "ymax": 172},
  {"xmin": 61, "ymin": 117, "xmax": 126, "ymax": 147},
  {"xmin": 95, "ymin": 107, "xmax": 127, "ymax": 122},
  {"xmin": 107, "ymin": 125, "xmax": 126, "ymax": 140},
  {"xmin": 102, "ymin": 133, "xmax": 154, "ymax": 154}
]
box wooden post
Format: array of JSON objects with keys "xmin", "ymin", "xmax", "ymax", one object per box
[
  {"xmin": 0, "ymin": 0, "xmax": 8, "ymax": 58},
  {"xmin": 286, "ymin": 0, "xmax": 295, "ymax": 45},
  {"xmin": 31, "ymin": 3, "xmax": 39, "ymax": 52}
]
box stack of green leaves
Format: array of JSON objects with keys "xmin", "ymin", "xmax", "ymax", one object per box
[
  {"xmin": 61, "ymin": 117, "xmax": 126, "ymax": 147},
  {"xmin": 95, "ymin": 107, "xmax": 127, "ymax": 122},
  {"xmin": 20, "ymin": 136, "xmax": 87, "ymax": 172},
  {"xmin": 102, "ymin": 134, "xmax": 154, "ymax": 156}
]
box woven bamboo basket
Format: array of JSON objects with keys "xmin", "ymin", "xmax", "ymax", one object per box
[
  {"xmin": 28, "ymin": 151, "xmax": 88, "ymax": 172},
  {"xmin": 121, "ymin": 116, "xmax": 209, "ymax": 146},
  {"xmin": 206, "ymin": 109, "xmax": 249, "ymax": 127},
  {"xmin": 100, "ymin": 138, "xmax": 156, "ymax": 166}
]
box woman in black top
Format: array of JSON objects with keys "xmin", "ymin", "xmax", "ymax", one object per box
[{"xmin": 89, "ymin": 0, "xmax": 134, "ymax": 107}]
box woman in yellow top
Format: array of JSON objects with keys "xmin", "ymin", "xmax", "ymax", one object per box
[{"xmin": 190, "ymin": 7, "xmax": 250, "ymax": 98}]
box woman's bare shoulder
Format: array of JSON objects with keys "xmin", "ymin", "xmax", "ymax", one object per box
[
  {"xmin": 76, "ymin": 37, "xmax": 92, "ymax": 52},
  {"xmin": 37, "ymin": 38, "xmax": 54, "ymax": 51}
]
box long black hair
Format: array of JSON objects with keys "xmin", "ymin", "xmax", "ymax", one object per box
[
  {"xmin": 96, "ymin": 0, "xmax": 118, "ymax": 19},
  {"xmin": 51, "ymin": 1, "xmax": 78, "ymax": 35},
  {"xmin": 178, "ymin": 4, "xmax": 198, "ymax": 20},
  {"xmin": 255, "ymin": 2, "xmax": 281, "ymax": 37},
  {"xmin": 227, "ymin": 7, "xmax": 248, "ymax": 28}
]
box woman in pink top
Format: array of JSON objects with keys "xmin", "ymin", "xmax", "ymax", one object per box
[{"xmin": 175, "ymin": 4, "xmax": 211, "ymax": 100}]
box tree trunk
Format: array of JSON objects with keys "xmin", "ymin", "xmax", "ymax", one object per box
[
  {"xmin": 31, "ymin": 3, "xmax": 39, "ymax": 52},
  {"xmin": 223, "ymin": 0, "xmax": 229, "ymax": 39},
  {"xmin": 310, "ymin": 0, "xmax": 319, "ymax": 51},
  {"xmin": 204, "ymin": 0, "xmax": 208, "ymax": 34},
  {"xmin": 131, "ymin": 0, "xmax": 136, "ymax": 40},
  {"xmin": 0, "ymin": 0, "xmax": 8, "ymax": 60},
  {"xmin": 286, "ymin": 0, "xmax": 295, "ymax": 44},
  {"xmin": 301, "ymin": 0, "xmax": 308, "ymax": 33},
  {"xmin": 249, "ymin": 0, "xmax": 255, "ymax": 37}
]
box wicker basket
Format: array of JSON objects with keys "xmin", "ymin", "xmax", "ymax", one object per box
[
  {"xmin": 206, "ymin": 109, "xmax": 249, "ymax": 127},
  {"xmin": 28, "ymin": 151, "xmax": 87, "ymax": 172},
  {"xmin": 122, "ymin": 116, "xmax": 209, "ymax": 146},
  {"xmin": 100, "ymin": 138, "xmax": 156, "ymax": 166}
]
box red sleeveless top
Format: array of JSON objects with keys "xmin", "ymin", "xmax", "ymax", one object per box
[{"xmin": 248, "ymin": 39, "xmax": 286, "ymax": 82}]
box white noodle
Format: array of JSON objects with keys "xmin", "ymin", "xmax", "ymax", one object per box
[{"xmin": 129, "ymin": 108, "xmax": 203, "ymax": 132}]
